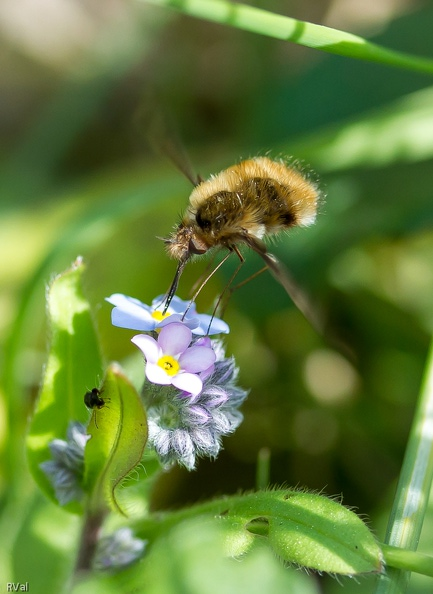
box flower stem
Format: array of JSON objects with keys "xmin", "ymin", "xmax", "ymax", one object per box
[
  {"xmin": 143, "ymin": 0, "xmax": 433, "ymax": 75},
  {"xmin": 374, "ymin": 338, "xmax": 433, "ymax": 593},
  {"xmin": 74, "ymin": 511, "xmax": 106, "ymax": 573},
  {"xmin": 256, "ymin": 447, "xmax": 271, "ymax": 490}
]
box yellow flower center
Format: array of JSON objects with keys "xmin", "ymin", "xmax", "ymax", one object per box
[
  {"xmin": 152, "ymin": 310, "xmax": 171, "ymax": 322},
  {"xmin": 157, "ymin": 355, "xmax": 180, "ymax": 377}
]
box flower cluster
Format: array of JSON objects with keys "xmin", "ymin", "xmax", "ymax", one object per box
[
  {"xmin": 40, "ymin": 421, "xmax": 89, "ymax": 505},
  {"xmin": 93, "ymin": 528, "xmax": 147, "ymax": 571},
  {"xmin": 107, "ymin": 294, "xmax": 248, "ymax": 470},
  {"xmin": 41, "ymin": 423, "xmax": 147, "ymax": 570}
]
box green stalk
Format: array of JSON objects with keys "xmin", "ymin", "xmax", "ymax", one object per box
[
  {"xmin": 382, "ymin": 545, "xmax": 433, "ymax": 579},
  {"xmin": 375, "ymin": 339, "xmax": 433, "ymax": 593},
  {"xmin": 143, "ymin": 0, "xmax": 433, "ymax": 75},
  {"xmin": 256, "ymin": 447, "xmax": 271, "ymax": 491}
]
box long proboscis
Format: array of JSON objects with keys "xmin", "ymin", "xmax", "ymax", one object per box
[{"xmin": 163, "ymin": 259, "xmax": 188, "ymax": 313}]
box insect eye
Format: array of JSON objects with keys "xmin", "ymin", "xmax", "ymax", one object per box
[{"xmin": 196, "ymin": 211, "xmax": 211, "ymax": 230}]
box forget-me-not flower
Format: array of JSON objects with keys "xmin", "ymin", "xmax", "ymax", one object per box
[
  {"xmin": 132, "ymin": 322, "xmax": 216, "ymax": 397},
  {"xmin": 106, "ymin": 293, "xmax": 229, "ymax": 335}
]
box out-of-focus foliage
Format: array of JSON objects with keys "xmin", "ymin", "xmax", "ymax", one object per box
[{"xmin": 2, "ymin": 1, "xmax": 433, "ymax": 592}]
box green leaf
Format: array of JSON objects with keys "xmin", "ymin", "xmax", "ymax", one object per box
[
  {"xmin": 83, "ymin": 363, "xmax": 148, "ymax": 516},
  {"xmin": 374, "ymin": 336, "xmax": 433, "ymax": 593},
  {"xmin": 144, "ymin": 0, "xmax": 433, "ymax": 75},
  {"xmin": 259, "ymin": 490, "xmax": 383, "ymax": 575},
  {"xmin": 136, "ymin": 489, "xmax": 383, "ymax": 575},
  {"xmin": 290, "ymin": 87, "xmax": 433, "ymax": 172},
  {"xmin": 26, "ymin": 257, "xmax": 103, "ymax": 509}
]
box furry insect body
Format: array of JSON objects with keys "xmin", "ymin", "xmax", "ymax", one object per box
[
  {"xmin": 163, "ymin": 156, "xmax": 320, "ymax": 321},
  {"xmin": 166, "ymin": 157, "xmax": 318, "ymax": 261}
]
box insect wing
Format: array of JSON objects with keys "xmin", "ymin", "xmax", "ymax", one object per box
[
  {"xmin": 244, "ymin": 235, "xmax": 324, "ymax": 335},
  {"xmin": 140, "ymin": 98, "xmax": 202, "ymax": 186}
]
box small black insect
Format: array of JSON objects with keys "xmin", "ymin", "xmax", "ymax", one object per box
[
  {"xmin": 84, "ymin": 388, "xmax": 109, "ymax": 429},
  {"xmin": 84, "ymin": 387, "xmax": 106, "ymax": 410}
]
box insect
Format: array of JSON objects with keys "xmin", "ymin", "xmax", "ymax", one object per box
[
  {"xmin": 84, "ymin": 387, "xmax": 106, "ymax": 410},
  {"xmin": 163, "ymin": 156, "xmax": 322, "ymax": 330},
  {"xmin": 84, "ymin": 388, "xmax": 109, "ymax": 428}
]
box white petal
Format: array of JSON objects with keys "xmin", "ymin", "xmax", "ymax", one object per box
[
  {"xmin": 172, "ymin": 372, "xmax": 203, "ymax": 396},
  {"xmin": 131, "ymin": 334, "xmax": 160, "ymax": 363},
  {"xmin": 145, "ymin": 363, "xmax": 172, "ymax": 385}
]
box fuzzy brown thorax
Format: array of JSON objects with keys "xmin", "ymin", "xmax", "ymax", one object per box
[
  {"xmin": 165, "ymin": 156, "xmax": 319, "ymax": 262},
  {"xmin": 162, "ymin": 156, "xmax": 320, "ymax": 314}
]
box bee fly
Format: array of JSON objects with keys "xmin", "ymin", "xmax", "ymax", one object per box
[{"xmin": 163, "ymin": 156, "xmax": 322, "ymax": 330}]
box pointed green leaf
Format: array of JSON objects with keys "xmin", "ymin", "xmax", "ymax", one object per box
[
  {"xmin": 144, "ymin": 0, "xmax": 433, "ymax": 75},
  {"xmin": 231, "ymin": 490, "xmax": 384, "ymax": 574},
  {"xmin": 261, "ymin": 490, "xmax": 383, "ymax": 575},
  {"xmin": 83, "ymin": 363, "xmax": 148, "ymax": 515},
  {"xmin": 26, "ymin": 258, "xmax": 103, "ymax": 508},
  {"xmin": 136, "ymin": 489, "xmax": 384, "ymax": 575}
]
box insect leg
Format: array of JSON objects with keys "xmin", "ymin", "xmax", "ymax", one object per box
[
  {"xmin": 207, "ymin": 246, "xmax": 246, "ymax": 325},
  {"xmin": 182, "ymin": 250, "xmax": 233, "ymax": 320},
  {"xmin": 215, "ymin": 264, "xmax": 269, "ymax": 319},
  {"xmin": 188, "ymin": 252, "xmax": 219, "ymax": 298}
]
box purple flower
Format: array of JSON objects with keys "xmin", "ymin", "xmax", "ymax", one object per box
[
  {"xmin": 132, "ymin": 323, "xmax": 216, "ymax": 397},
  {"xmin": 143, "ymin": 340, "xmax": 249, "ymax": 470},
  {"xmin": 106, "ymin": 293, "xmax": 229, "ymax": 336}
]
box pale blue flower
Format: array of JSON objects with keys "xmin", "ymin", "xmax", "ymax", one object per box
[
  {"xmin": 106, "ymin": 293, "xmax": 229, "ymax": 335},
  {"xmin": 93, "ymin": 528, "xmax": 146, "ymax": 571},
  {"xmin": 40, "ymin": 421, "xmax": 90, "ymax": 505}
]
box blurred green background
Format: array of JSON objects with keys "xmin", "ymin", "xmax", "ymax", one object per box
[{"xmin": 2, "ymin": 1, "xmax": 433, "ymax": 592}]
